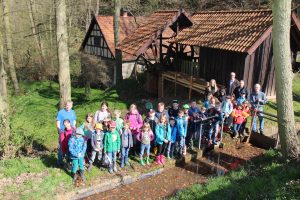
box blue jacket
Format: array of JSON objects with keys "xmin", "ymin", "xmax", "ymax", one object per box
[
  {"xmin": 176, "ymin": 116, "xmax": 187, "ymax": 137},
  {"xmin": 170, "ymin": 125, "xmax": 178, "ymax": 143},
  {"xmin": 68, "ymin": 135, "xmax": 87, "ymax": 159},
  {"xmin": 236, "ymin": 97, "xmax": 246, "ymax": 106},
  {"xmin": 155, "ymin": 123, "xmax": 171, "ymax": 145},
  {"xmin": 188, "ymin": 107, "xmax": 201, "ymax": 117},
  {"xmin": 221, "ymin": 101, "xmax": 233, "ymax": 116},
  {"xmin": 250, "ymin": 91, "xmax": 267, "ymax": 111}
]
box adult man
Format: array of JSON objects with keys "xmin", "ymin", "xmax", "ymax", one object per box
[
  {"xmin": 233, "ymin": 80, "xmax": 249, "ymax": 99},
  {"xmin": 250, "ymin": 84, "xmax": 267, "ymax": 135},
  {"xmin": 228, "ymin": 72, "xmax": 239, "ymax": 95},
  {"xmin": 56, "ymin": 100, "xmax": 77, "ymax": 167}
]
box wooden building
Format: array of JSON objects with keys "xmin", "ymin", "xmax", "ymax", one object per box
[
  {"xmin": 165, "ymin": 10, "xmax": 300, "ymax": 98},
  {"xmin": 80, "ymin": 13, "xmax": 153, "ymax": 81}
]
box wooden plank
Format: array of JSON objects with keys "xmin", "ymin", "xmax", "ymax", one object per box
[{"xmin": 189, "ymin": 76, "xmax": 193, "ymax": 100}]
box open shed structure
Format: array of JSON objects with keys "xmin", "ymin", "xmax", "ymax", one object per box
[{"xmin": 164, "ymin": 10, "xmax": 300, "ymax": 99}]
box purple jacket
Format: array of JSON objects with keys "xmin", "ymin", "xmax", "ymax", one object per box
[{"xmin": 124, "ymin": 110, "xmax": 143, "ymax": 135}]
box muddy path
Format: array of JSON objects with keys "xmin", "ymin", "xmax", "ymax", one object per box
[{"xmin": 82, "ymin": 136, "xmax": 265, "ymax": 200}]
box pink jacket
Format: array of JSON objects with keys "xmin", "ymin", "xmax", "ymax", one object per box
[
  {"xmin": 59, "ymin": 128, "xmax": 74, "ymax": 154},
  {"xmin": 125, "ymin": 110, "xmax": 143, "ymax": 135},
  {"xmin": 136, "ymin": 130, "xmax": 154, "ymax": 143}
]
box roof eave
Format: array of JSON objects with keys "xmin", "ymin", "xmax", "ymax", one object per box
[{"xmin": 246, "ymin": 26, "xmax": 272, "ymax": 55}]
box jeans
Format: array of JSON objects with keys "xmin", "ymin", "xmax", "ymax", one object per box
[
  {"xmin": 208, "ymin": 123, "xmax": 219, "ymax": 143},
  {"xmin": 57, "ymin": 143, "xmax": 67, "ymax": 166},
  {"xmin": 167, "ymin": 142, "xmax": 176, "ymax": 158},
  {"xmin": 72, "ymin": 157, "xmax": 84, "ymax": 173},
  {"xmin": 140, "ymin": 143, "xmax": 150, "ymax": 159},
  {"xmin": 252, "ymin": 115, "xmax": 264, "ymax": 132},
  {"xmin": 121, "ymin": 147, "xmax": 130, "ymax": 166},
  {"xmin": 178, "ymin": 136, "xmax": 185, "ymax": 155},
  {"xmin": 233, "ymin": 123, "xmax": 242, "ymax": 133},
  {"xmin": 89, "ymin": 149, "xmax": 103, "ymax": 164},
  {"xmin": 157, "ymin": 143, "xmax": 167, "ymax": 156},
  {"xmin": 107, "ymin": 152, "xmax": 117, "ymax": 170}
]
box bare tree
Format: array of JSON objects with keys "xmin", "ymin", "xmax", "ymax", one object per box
[
  {"xmin": 56, "ymin": 0, "xmax": 71, "ymax": 108},
  {"xmin": 95, "ymin": 0, "xmax": 100, "ymax": 15},
  {"xmin": 113, "ymin": 0, "xmax": 122, "ymax": 84},
  {"xmin": 273, "ymin": 0, "xmax": 300, "ymax": 159},
  {"xmin": 2, "ymin": 0, "xmax": 20, "ymax": 94}
]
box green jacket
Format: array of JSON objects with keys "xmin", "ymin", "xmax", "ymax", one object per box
[
  {"xmin": 115, "ymin": 118, "xmax": 124, "ymax": 133},
  {"xmin": 104, "ymin": 130, "xmax": 121, "ymax": 153}
]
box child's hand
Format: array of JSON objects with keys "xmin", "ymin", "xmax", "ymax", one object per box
[
  {"xmin": 164, "ymin": 139, "xmax": 168, "ymax": 143},
  {"xmin": 78, "ymin": 153, "xmax": 82, "ymax": 157}
]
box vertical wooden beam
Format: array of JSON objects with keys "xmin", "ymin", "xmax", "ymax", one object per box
[
  {"xmin": 159, "ymin": 34, "xmax": 163, "ymax": 63},
  {"xmin": 162, "ymin": 73, "xmax": 164, "ymax": 98},
  {"xmin": 174, "ymin": 72, "xmax": 177, "ymax": 97},
  {"xmin": 189, "ymin": 75, "xmax": 193, "ymax": 100}
]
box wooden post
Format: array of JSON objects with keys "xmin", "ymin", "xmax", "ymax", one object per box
[
  {"xmin": 189, "ymin": 76, "xmax": 193, "ymax": 100},
  {"xmin": 174, "ymin": 72, "xmax": 177, "ymax": 97},
  {"xmin": 161, "ymin": 74, "xmax": 164, "ymax": 98}
]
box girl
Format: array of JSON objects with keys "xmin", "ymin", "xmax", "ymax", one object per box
[
  {"xmin": 120, "ymin": 121, "xmax": 133, "ymax": 168},
  {"xmin": 155, "ymin": 114, "xmax": 171, "ymax": 165},
  {"xmin": 137, "ymin": 123, "xmax": 154, "ymax": 166},
  {"xmin": 205, "ymin": 79, "xmax": 218, "ymax": 96},
  {"xmin": 104, "ymin": 121, "xmax": 120, "ymax": 174},
  {"xmin": 102, "ymin": 117, "xmax": 111, "ymax": 133},
  {"xmin": 168, "ymin": 117, "xmax": 178, "ymax": 159},
  {"xmin": 68, "ymin": 128, "xmax": 87, "ymax": 184},
  {"xmin": 114, "ymin": 110, "xmax": 124, "ymax": 135},
  {"xmin": 125, "ymin": 104, "xmax": 143, "ymax": 154},
  {"xmin": 231, "ymin": 105, "xmax": 245, "ymax": 139},
  {"xmin": 58, "ymin": 119, "xmax": 74, "ymax": 167},
  {"xmin": 177, "ymin": 110, "xmax": 187, "ymax": 156},
  {"xmin": 80, "ymin": 113, "xmax": 95, "ymax": 139},
  {"xmin": 94, "ymin": 102, "xmax": 111, "ymax": 123}
]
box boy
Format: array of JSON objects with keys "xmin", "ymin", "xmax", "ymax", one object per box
[
  {"xmin": 114, "ymin": 110, "xmax": 124, "ymax": 135},
  {"xmin": 221, "ymin": 96, "xmax": 233, "ymax": 128},
  {"xmin": 207, "ymin": 105, "xmax": 222, "ymax": 145},
  {"xmin": 88, "ymin": 123, "xmax": 105, "ymax": 171},
  {"xmin": 58, "ymin": 119, "xmax": 74, "ymax": 168},
  {"xmin": 144, "ymin": 109, "xmax": 158, "ymax": 153},
  {"xmin": 156, "ymin": 102, "xmax": 169, "ymax": 121},
  {"xmin": 236, "ymin": 91, "xmax": 247, "ymax": 106},
  {"xmin": 176, "ymin": 109, "xmax": 187, "ymax": 156},
  {"xmin": 120, "ymin": 121, "xmax": 133, "ymax": 168},
  {"xmin": 167, "ymin": 117, "xmax": 178, "ymax": 159},
  {"xmin": 68, "ymin": 128, "xmax": 87, "ymax": 184},
  {"xmin": 104, "ymin": 121, "xmax": 121, "ymax": 174},
  {"xmin": 168, "ymin": 100, "xmax": 179, "ymax": 118}
]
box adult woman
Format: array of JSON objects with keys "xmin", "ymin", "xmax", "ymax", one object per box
[{"xmin": 205, "ymin": 79, "xmax": 219, "ymax": 97}]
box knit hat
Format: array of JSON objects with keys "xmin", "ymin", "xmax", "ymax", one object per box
[
  {"xmin": 75, "ymin": 128, "xmax": 84, "ymax": 136},
  {"xmin": 169, "ymin": 116, "xmax": 176, "ymax": 122},
  {"xmin": 95, "ymin": 123, "xmax": 103, "ymax": 130},
  {"xmin": 172, "ymin": 100, "xmax": 179, "ymax": 104},
  {"xmin": 145, "ymin": 102, "xmax": 153, "ymax": 110},
  {"xmin": 148, "ymin": 109, "xmax": 155, "ymax": 114},
  {"xmin": 110, "ymin": 121, "xmax": 116, "ymax": 128},
  {"xmin": 182, "ymin": 104, "xmax": 190, "ymax": 109}
]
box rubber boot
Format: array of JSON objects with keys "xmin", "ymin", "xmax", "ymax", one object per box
[
  {"xmin": 87, "ymin": 163, "xmax": 93, "ymax": 172},
  {"xmin": 72, "ymin": 173, "xmax": 78, "ymax": 184},
  {"xmin": 109, "ymin": 164, "xmax": 114, "ymax": 174},
  {"xmin": 80, "ymin": 170, "xmax": 86, "ymax": 183},
  {"xmin": 140, "ymin": 158, "xmax": 145, "ymax": 166},
  {"xmin": 156, "ymin": 156, "xmax": 162, "ymax": 165},
  {"xmin": 113, "ymin": 162, "xmax": 118, "ymax": 173},
  {"xmin": 160, "ymin": 155, "xmax": 165, "ymax": 165},
  {"xmin": 146, "ymin": 157, "xmax": 150, "ymax": 165}
]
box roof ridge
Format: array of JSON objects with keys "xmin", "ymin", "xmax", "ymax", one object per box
[{"xmin": 193, "ymin": 9, "xmax": 272, "ymax": 14}]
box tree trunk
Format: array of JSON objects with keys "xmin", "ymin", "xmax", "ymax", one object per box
[
  {"xmin": 273, "ymin": 0, "xmax": 300, "ymax": 159},
  {"xmin": 56, "ymin": 0, "xmax": 71, "ymax": 109},
  {"xmin": 95, "ymin": 0, "xmax": 100, "ymax": 15},
  {"xmin": 2, "ymin": 0, "xmax": 20, "ymax": 95},
  {"xmin": 113, "ymin": 0, "xmax": 122, "ymax": 84},
  {"xmin": 85, "ymin": 0, "xmax": 92, "ymax": 32},
  {"xmin": 0, "ymin": 33, "xmax": 10, "ymax": 157}
]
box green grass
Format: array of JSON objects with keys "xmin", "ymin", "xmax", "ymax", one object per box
[{"xmin": 171, "ymin": 150, "xmax": 300, "ymax": 200}]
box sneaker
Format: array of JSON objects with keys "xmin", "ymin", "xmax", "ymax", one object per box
[
  {"xmin": 120, "ymin": 162, "xmax": 125, "ymax": 168},
  {"xmin": 87, "ymin": 164, "xmax": 93, "ymax": 172},
  {"xmin": 146, "ymin": 157, "xmax": 150, "ymax": 165},
  {"xmin": 260, "ymin": 131, "xmax": 264, "ymax": 135},
  {"xmin": 109, "ymin": 168, "xmax": 114, "ymax": 174},
  {"xmin": 113, "ymin": 165, "xmax": 118, "ymax": 172}
]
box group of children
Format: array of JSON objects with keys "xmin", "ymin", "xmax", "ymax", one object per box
[{"xmin": 59, "ymin": 94, "xmax": 252, "ymax": 184}]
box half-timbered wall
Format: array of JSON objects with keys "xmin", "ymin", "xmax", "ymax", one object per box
[{"xmin": 84, "ymin": 23, "xmax": 113, "ymax": 59}]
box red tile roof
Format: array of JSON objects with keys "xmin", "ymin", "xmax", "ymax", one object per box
[
  {"xmin": 171, "ymin": 10, "xmax": 273, "ymax": 54},
  {"xmin": 118, "ymin": 10, "xmax": 192, "ymax": 56}
]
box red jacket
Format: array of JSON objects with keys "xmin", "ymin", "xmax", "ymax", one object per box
[
  {"xmin": 232, "ymin": 109, "xmax": 244, "ymax": 124},
  {"xmin": 59, "ymin": 128, "xmax": 74, "ymax": 154}
]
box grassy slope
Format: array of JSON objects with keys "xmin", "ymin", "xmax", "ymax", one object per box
[{"xmin": 170, "ymin": 150, "xmax": 300, "ymax": 200}]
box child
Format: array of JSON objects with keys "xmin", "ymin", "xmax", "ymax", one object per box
[
  {"xmin": 221, "ymin": 96, "xmax": 233, "ymax": 128},
  {"xmin": 104, "ymin": 121, "xmax": 121, "ymax": 174},
  {"xmin": 240, "ymin": 101, "xmax": 251, "ymax": 136},
  {"xmin": 114, "ymin": 110, "xmax": 124, "ymax": 135},
  {"xmin": 207, "ymin": 106, "xmax": 222, "ymax": 145},
  {"xmin": 155, "ymin": 114, "xmax": 171, "ymax": 165},
  {"xmin": 236, "ymin": 91, "xmax": 247, "ymax": 106},
  {"xmin": 188, "ymin": 100, "xmax": 201, "ymax": 117},
  {"xmin": 177, "ymin": 110, "xmax": 188, "ymax": 156},
  {"xmin": 68, "ymin": 128, "xmax": 87, "ymax": 184},
  {"xmin": 88, "ymin": 123, "xmax": 105, "ymax": 171},
  {"xmin": 231, "ymin": 105, "xmax": 244, "ymax": 139},
  {"xmin": 167, "ymin": 117, "xmax": 178, "ymax": 159},
  {"xmin": 204, "ymin": 93, "xmax": 213, "ymax": 109},
  {"xmin": 168, "ymin": 100, "xmax": 179, "ymax": 118},
  {"xmin": 58, "ymin": 119, "xmax": 74, "ymax": 167},
  {"xmin": 188, "ymin": 101, "xmax": 201, "ymax": 149},
  {"xmin": 94, "ymin": 101, "xmax": 111, "ymax": 123},
  {"xmin": 125, "ymin": 104, "xmax": 143, "ymax": 153},
  {"xmin": 144, "ymin": 109, "xmax": 158, "ymax": 153},
  {"xmin": 80, "ymin": 113, "xmax": 95, "ymax": 139},
  {"xmin": 102, "ymin": 117, "xmax": 111, "ymax": 133},
  {"xmin": 136, "ymin": 122, "xmax": 154, "ymax": 165},
  {"xmin": 216, "ymin": 87, "xmax": 227, "ymax": 102},
  {"xmin": 156, "ymin": 102, "xmax": 170, "ymax": 121},
  {"xmin": 120, "ymin": 121, "xmax": 133, "ymax": 168}
]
